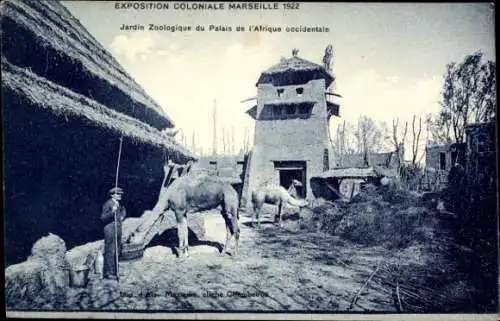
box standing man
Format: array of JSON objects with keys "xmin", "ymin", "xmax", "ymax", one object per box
[{"xmin": 100, "ymin": 187, "xmax": 126, "ymax": 281}]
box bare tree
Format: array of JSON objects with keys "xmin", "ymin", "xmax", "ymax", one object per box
[
  {"xmin": 391, "ymin": 118, "xmax": 408, "ymax": 170},
  {"xmin": 222, "ymin": 127, "xmax": 226, "ymax": 154},
  {"xmin": 331, "ymin": 121, "xmax": 345, "ymax": 166},
  {"xmin": 177, "ymin": 129, "xmax": 186, "ymax": 149},
  {"xmin": 354, "ymin": 116, "xmax": 388, "ymax": 166},
  {"xmin": 331, "ymin": 120, "xmax": 359, "ymax": 167},
  {"xmin": 230, "ymin": 126, "xmax": 235, "ymax": 155},
  {"xmin": 191, "ymin": 131, "xmax": 196, "ymax": 153},
  {"xmin": 428, "ymin": 51, "xmax": 496, "ymax": 144},
  {"xmin": 243, "ymin": 126, "xmax": 250, "ymax": 153},
  {"xmin": 410, "ymin": 115, "xmax": 422, "ymax": 166}
]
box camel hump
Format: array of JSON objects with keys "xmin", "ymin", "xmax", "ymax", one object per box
[
  {"xmin": 222, "ymin": 183, "xmax": 237, "ymax": 197},
  {"xmin": 251, "ymin": 187, "xmax": 267, "ymax": 200}
]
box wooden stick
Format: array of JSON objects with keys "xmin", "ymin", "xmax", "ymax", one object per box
[
  {"xmin": 114, "ymin": 136, "xmax": 123, "ymax": 282},
  {"xmin": 349, "ymin": 263, "xmax": 381, "ymax": 310},
  {"xmin": 396, "ymin": 279, "xmax": 404, "ymax": 312}
]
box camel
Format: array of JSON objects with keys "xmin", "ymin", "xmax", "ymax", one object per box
[
  {"xmin": 251, "ymin": 180, "xmax": 309, "ymax": 228},
  {"xmin": 287, "ymin": 179, "xmax": 302, "ymax": 199},
  {"xmin": 130, "ymin": 161, "xmax": 240, "ymax": 258}
]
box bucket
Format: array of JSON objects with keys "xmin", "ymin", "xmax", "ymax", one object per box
[
  {"xmin": 121, "ymin": 242, "xmax": 145, "ymax": 261},
  {"xmin": 69, "ymin": 265, "xmax": 90, "ymax": 288}
]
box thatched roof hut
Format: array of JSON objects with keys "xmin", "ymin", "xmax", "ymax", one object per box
[{"xmin": 1, "ymin": 0, "xmax": 195, "ymax": 265}]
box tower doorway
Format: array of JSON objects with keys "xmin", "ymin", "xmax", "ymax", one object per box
[{"xmin": 274, "ymin": 161, "xmax": 307, "ymax": 198}]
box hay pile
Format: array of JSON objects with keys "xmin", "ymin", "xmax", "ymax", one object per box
[
  {"xmin": 299, "ymin": 183, "xmax": 478, "ymax": 312},
  {"xmin": 298, "ymin": 198, "xmax": 346, "ymax": 233},
  {"xmin": 5, "ymin": 233, "xmax": 71, "ymax": 309},
  {"xmin": 300, "ymin": 184, "xmax": 436, "ymax": 249}
]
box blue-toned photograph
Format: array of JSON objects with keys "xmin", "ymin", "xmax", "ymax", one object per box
[{"xmin": 2, "ymin": 1, "xmax": 497, "ymax": 319}]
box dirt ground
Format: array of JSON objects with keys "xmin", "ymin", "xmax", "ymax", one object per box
[{"xmin": 65, "ymin": 206, "xmax": 406, "ymax": 312}]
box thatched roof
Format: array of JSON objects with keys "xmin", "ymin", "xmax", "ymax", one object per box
[
  {"xmin": 263, "ymin": 56, "xmax": 326, "ymax": 74},
  {"xmin": 257, "ymin": 56, "xmax": 334, "ymax": 88},
  {"xmin": 0, "ymin": 0, "xmax": 173, "ymax": 129},
  {"xmin": 2, "ymin": 58, "xmax": 196, "ymax": 160}
]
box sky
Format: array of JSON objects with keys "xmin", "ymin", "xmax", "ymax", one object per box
[{"xmin": 62, "ymin": 1, "xmax": 495, "ymax": 158}]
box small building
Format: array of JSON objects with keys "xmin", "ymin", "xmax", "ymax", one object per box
[
  {"xmin": 241, "ymin": 50, "xmax": 340, "ymax": 207},
  {"xmin": 190, "ymin": 154, "xmax": 246, "ymax": 197},
  {"xmin": 1, "ymin": 0, "xmax": 195, "ymax": 265},
  {"xmin": 327, "ymin": 148, "xmax": 401, "ymax": 199},
  {"xmin": 425, "ymin": 143, "xmax": 466, "ymax": 171},
  {"xmin": 335, "ymin": 148, "xmax": 402, "ymax": 169},
  {"xmin": 311, "ymin": 166, "xmax": 398, "ymax": 201},
  {"xmin": 424, "ymin": 142, "xmax": 466, "ymax": 191},
  {"xmin": 465, "ymin": 122, "xmax": 496, "ymax": 203}
]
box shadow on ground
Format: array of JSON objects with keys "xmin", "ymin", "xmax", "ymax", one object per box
[{"xmin": 148, "ymin": 227, "xmax": 224, "ymax": 256}]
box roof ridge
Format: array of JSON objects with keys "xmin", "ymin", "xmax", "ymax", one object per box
[{"xmin": 263, "ymin": 55, "xmax": 326, "ymax": 74}]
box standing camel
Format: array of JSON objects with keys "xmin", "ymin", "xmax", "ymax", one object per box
[
  {"xmin": 168, "ymin": 174, "xmax": 240, "ymax": 257},
  {"xmin": 130, "ymin": 161, "xmax": 240, "ymax": 258},
  {"xmin": 251, "ymin": 180, "xmax": 308, "ymax": 228}
]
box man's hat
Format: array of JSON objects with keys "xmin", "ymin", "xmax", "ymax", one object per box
[{"xmin": 109, "ymin": 187, "xmax": 124, "ymax": 195}]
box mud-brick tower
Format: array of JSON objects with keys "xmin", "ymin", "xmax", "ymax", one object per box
[{"xmin": 242, "ymin": 49, "xmax": 340, "ymax": 207}]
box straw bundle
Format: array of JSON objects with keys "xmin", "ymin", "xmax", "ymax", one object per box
[{"xmin": 5, "ymin": 233, "xmax": 70, "ymax": 308}]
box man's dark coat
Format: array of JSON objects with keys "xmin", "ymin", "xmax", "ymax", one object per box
[{"xmin": 100, "ymin": 198, "xmax": 126, "ymax": 279}]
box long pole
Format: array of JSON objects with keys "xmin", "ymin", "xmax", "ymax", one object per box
[
  {"xmin": 213, "ymin": 99, "xmax": 217, "ymax": 156},
  {"xmin": 114, "ymin": 135, "xmax": 123, "ymax": 282}
]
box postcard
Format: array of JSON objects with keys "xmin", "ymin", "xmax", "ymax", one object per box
[{"xmin": 2, "ymin": 1, "xmax": 497, "ymax": 319}]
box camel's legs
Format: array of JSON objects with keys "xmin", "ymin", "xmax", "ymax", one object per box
[
  {"xmin": 220, "ymin": 207, "xmax": 240, "ymax": 256},
  {"xmin": 253, "ymin": 203, "xmax": 262, "ymax": 228},
  {"xmin": 220, "ymin": 210, "xmax": 231, "ymax": 254},
  {"xmin": 181, "ymin": 216, "xmax": 189, "ymax": 256},
  {"xmin": 254, "ymin": 206, "xmax": 258, "ymax": 228},
  {"xmin": 276, "ymin": 201, "xmax": 283, "ymax": 227},
  {"xmin": 223, "ymin": 223, "xmax": 231, "ymax": 254},
  {"xmin": 231, "ymin": 212, "xmax": 240, "ymax": 257},
  {"xmin": 175, "ymin": 210, "xmax": 189, "ymax": 257}
]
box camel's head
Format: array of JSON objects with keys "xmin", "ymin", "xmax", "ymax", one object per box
[{"xmin": 291, "ymin": 179, "xmax": 303, "ymax": 187}]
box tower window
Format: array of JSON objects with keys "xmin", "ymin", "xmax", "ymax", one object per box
[
  {"xmin": 277, "ymin": 88, "xmax": 285, "ymax": 97},
  {"xmin": 272, "ymin": 105, "xmax": 281, "ymax": 117},
  {"xmin": 298, "ymin": 104, "xmax": 312, "ymax": 115},
  {"xmin": 296, "ymin": 87, "xmax": 304, "ymax": 97},
  {"xmin": 285, "ymin": 104, "xmax": 296, "ymax": 115}
]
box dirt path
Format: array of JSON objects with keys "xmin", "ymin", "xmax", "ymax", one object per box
[{"xmin": 71, "ymin": 207, "xmax": 398, "ymax": 311}]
